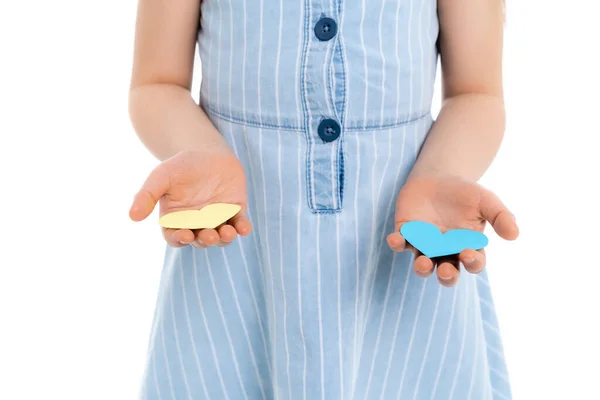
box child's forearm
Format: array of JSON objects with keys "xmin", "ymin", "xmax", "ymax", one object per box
[
  {"xmin": 409, "ymin": 93, "xmax": 505, "ymax": 182},
  {"xmin": 129, "ymin": 83, "xmax": 231, "ymax": 161}
]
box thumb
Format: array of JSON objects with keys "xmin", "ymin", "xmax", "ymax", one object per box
[
  {"xmin": 479, "ymin": 188, "xmax": 519, "ymax": 241},
  {"xmin": 129, "ymin": 165, "xmax": 170, "ymax": 222}
]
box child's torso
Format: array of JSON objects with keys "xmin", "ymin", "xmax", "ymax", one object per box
[{"xmin": 197, "ymin": 0, "xmax": 439, "ymax": 131}]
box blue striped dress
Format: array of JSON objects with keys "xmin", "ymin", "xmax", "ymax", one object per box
[{"xmin": 139, "ymin": 0, "xmax": 512, "ymax": 398}]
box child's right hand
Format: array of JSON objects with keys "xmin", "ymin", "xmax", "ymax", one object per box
[{"xmin": 128, "ymin": 148, "xmax": 251, "ymax": 248}]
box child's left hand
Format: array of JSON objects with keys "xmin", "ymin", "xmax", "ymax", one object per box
[{"xmin": 386, "ymin": 173, "xmax": 519, "ymax": 287}]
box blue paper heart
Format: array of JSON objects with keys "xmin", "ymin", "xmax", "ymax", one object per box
[{"xmin": 400, "ymin": 220, "xmax": 488, "ymax": 258}]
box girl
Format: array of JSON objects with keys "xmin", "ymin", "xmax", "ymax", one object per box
[{"xmin": 128, "ymin": 0, "xmax": 518, "ymax": 398}]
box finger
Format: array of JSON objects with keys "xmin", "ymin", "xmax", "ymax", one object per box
[
  {"xmin": 493, "ymin": 210, "xmax": 519, "ymax": 240},
  {"xmin": 231, "ymin": 213, "xmax": 252, "ymax": 236},
  {"xmin": 436, "ymin": 256, "xmax": 460, "ymax": 287},
  {"xmin": 386, "ymin": 231, "xmax": 417, "ymax": 254},
  {"xmin": 479, "ymin": 189, "xmax": 519, "ymax": 241},
  {"xmin": 163, "ymin": 228, "xmax": 195, "ymax": 248},
  {"xmin": 414, "ymin": 255, "xmax": 435, "ymax": 278},
  {"xmin": 196, "ymin": 228, "xmax": 220, "ymax": 247},
  {"xmin": 459, "ymin": 248, "xmax": 486, "ymax": 274},
  {"xmin": 216, "ymin": 224, "xmax": 237, "ymax": 247},
  {"xmin": 130, "ymin": 165, "xmax": 170, "ymax": 222}
]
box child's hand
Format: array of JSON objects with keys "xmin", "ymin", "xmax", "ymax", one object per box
[
  {"xmin": 129, "ymin": 148, "xmax": 251, "ymax": 248},
  {"xmin": 386, "ymin": 174, "xmax": 519, "ymax": 287}
]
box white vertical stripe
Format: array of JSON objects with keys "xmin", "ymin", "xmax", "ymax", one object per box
[
  {"xmin": 295, "ymin": 3, "xmax": 307, "ymax": 397},
  {"xmin": 405, "ymin": 0, "xmax": 415, "ymax": 119},
  {"xmin": 351, "ymin": 61, "xmax": 379, "ymax": 397},
  {"xmin": 295, "ymin": 4, "xmax": 306, "ymax": 397},
  {"xmin": 363, "ymin": 0, "xmax": 393, "ymax": 346},
  {"xmin": 333, "ymin": 4, "xmax": 357, "ymax": 394},
  {"xmin": 430, "ymin": 283, "xmax": 459, "ymax": 399},
  {"xmin": 359, "ymin": 0, "xmax": 369, "ymax": 126},
  {"xmin": 221, "ymin": 248, "xmax": 267, "ymax": 399},
  {"xmin": 351, "ymin": 2, "xmax": 372, "ymax": 386},
  {"xmin": 178, "ymin": 254, "xmax": 210, "ymax": 399},
  {"xmin": 204, "ymin": 2, "xmax": 212, "ymax": 105},
  {"xmin": 204, "ymin": 251, "xmax": 250, "ymax": 400},
  {"xmin": 378, "ymin": 0, "xmax": 387, "ymax": 124},
  {"xmin": 169, "ymin": 277, "xmax": 192, "ymax": 400},
  {"xmin": 394, "ymin": 0, "xmax": 402, "ymax": 125},
  {"xmin": 192, "ymin": 251, "xmax": 231, "ymax": 400},
  {"xmin": 152, "ymin": 350, "xmax": 163, "ymax": 400},
  {"xmin": 395, "ymin": 278, "xmax": 427, "ymax": 399},
  {"xmin": 257, "ymin": 129, "xmax": 277, "ymax": 393},
  {"xmin": 412, "ymin": 286, "xmax": 442, "ymax": 399},
  {"xmin": 330, "ymin": 137, "xmax": 337, "ymax": 207},
  {"xmin": 351, "ymin": 129, "xmax": 378, "ymax": 396},
  {"xmin": 278, "ymin": 96, "xmax": 292, "ymax": 400},
  {"xmin": 377, "ymin": 253, "xmax": 412, "ymax": 400},
  {"xmin": 226, "ymin": 0, "xmax": 234, "ymax": 118},
  {"xmin": 160, "ymin": 316, "xmax": 175, "ymax": 400},
  {"xmin": 418, "ymin": 0, "xmax": 425, "ymax": 112},
  {"xmin": 240, "ymin": 0, "xmax": 247, "ymax": 118},
  {"xmin": 215, "ymin": 0, "xmax": 222, "ymax": 113},
  {"xmin": 375, "ymin": 1, "xmax": 404, "ymax": 397},
  {"xmin": 297, "ymin": 133, "xmax": 307, "ymax": 400},
  {"xmin": 449, "ymin": 279, "xmax": 473, "ymax": 399},
  {"xmin": 316, "ymin": 214, "xmax": 325, "ymax": 400},
  {"xmin": 273, "ymin": 0, "xmax": 290, "ymax": 396},
  {"xmin": 336, "ymin": 211, "xmax": 344, "ymax": 399},
  {"xmin": 352, "ymin": 135, "xmax": 360, "ymax": 393},
  {"xmin": 427, "ymin": 0, "xmax": 436, "ymax": 102},
  {"xmin": 255, "ymin": 0, "xmax": 278, "ymax": 391}
]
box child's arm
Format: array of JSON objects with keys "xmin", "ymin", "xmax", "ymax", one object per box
[
  {"xmin": 388, "ymin": 0, "xmax": 516, "ymax": 287},
  {"xmin": 128, "ymin": 0, "xmax": 251, "ymax": 248},
  {"xmin": 409, "ymin": 0, "xmax": 506, "ymax": 182},
  {"xmin": 128, "ymin": 0, "xmax": 231, "ymax": 162}
]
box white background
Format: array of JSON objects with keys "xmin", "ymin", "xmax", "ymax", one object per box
[{"xmin": 1, "ymin": 0, "xmax": 599, "ymax": 399}]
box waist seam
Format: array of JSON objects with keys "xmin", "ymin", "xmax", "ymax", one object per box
[{"xmin": 201, "ymin": 101, "xmax": 431, "ymax": 133}]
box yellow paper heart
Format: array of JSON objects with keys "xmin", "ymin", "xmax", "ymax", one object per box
[{"xmin": 158, "ymin": 203, "xmax": 242, "ymax": 229}]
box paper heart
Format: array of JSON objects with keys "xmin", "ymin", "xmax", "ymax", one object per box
[
  {"xmin": 158, "ymin": 203, "xmax": 242, "ymax": 229},
  {"xmin": 400, "ymin": 220, "xmax": 488, "ymax": 258}
]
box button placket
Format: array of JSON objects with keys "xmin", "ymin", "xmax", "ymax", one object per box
[{"xmin": 302, "ymin": 7, "xmax": 344, "ymax": 212}]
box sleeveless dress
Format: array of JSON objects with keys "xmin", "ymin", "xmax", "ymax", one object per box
[{"xmin": 139, "ymin": 0, "xmax": 512, "ymax": 398}]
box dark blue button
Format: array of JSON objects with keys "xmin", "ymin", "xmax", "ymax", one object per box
[
  {"xmin": 314, "ymin": 17, "xmax": 337, "ymax": 41},
  {"xmin": 318, "ymin": 119, "xmax": 341, "ymax": 142}
]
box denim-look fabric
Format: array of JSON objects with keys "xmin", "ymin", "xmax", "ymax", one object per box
[{"xmin": 139, "ymin": 0, "xmax": 512, "ymax": 398}]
